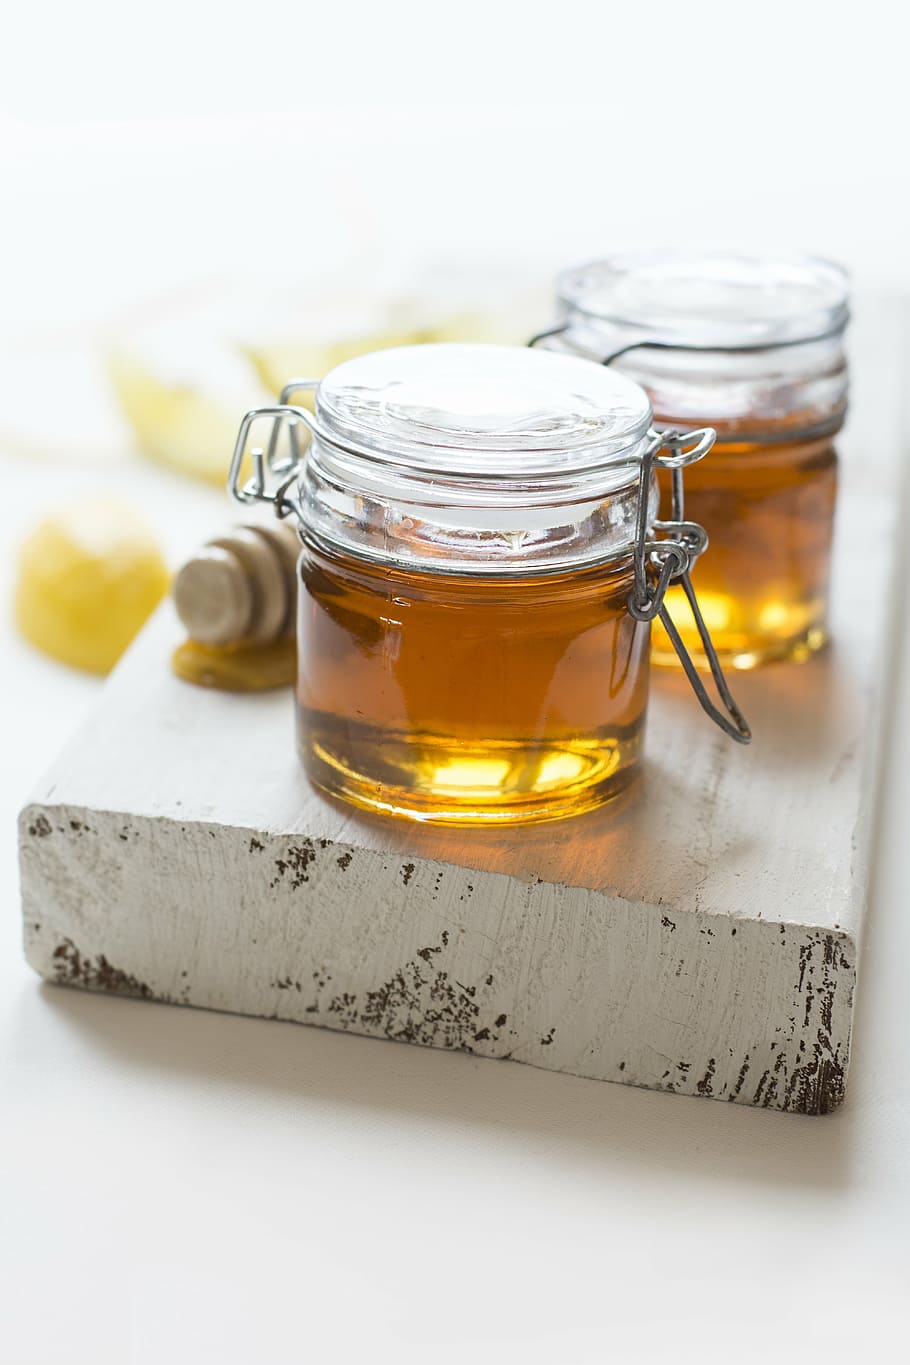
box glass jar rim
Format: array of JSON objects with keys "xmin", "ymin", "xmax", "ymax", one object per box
[
  {"xmin": 557, "ymin": 249, "xmax": 850, "ymax": 351},
  {"xmin": 311, "ymin": 342, "xmax": 654, "ymax": 481}
]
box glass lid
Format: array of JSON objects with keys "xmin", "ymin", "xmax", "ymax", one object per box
[
  {"xmin": 313, "ymin": 343, "xmax": 652, "ymax": 476},
  {"xmin": 559, "ymin": 250, "xmax": 850, "ymax": 349}
]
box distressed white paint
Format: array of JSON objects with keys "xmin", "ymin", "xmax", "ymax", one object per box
[{"xmin": 18, "ymin": 306, "xmax": 908, "ymax": 1114}]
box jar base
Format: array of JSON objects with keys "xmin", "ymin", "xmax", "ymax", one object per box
[
  {"xmin": 651, "ymin": 624, "xmax": 829, "ymax": 672},
  {"xmin": 298, "ymin": 714, "xmax": 642, "ymax": 826}
]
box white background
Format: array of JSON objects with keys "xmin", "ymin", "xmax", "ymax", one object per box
[{"xmin": 2, "ymin": 3, "xmax": 909, "ymax": 1362}]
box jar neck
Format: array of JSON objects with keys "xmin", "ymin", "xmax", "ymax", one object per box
[
  {"xmin": 300, "ymin": 534, "xmax": 638, "ymax": 597},
  {"xmin": 550, "ymin": 311, "xmax": 848, "ymax": 441},
  {"xmin": 652, "ymin": 406, "xmax": 845, "ymax": 448},
  {"xmin": 298, "ymin": 443, "xmax": 656, "ymax": 577}
]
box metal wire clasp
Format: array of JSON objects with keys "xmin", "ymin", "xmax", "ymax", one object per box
[
  {"xmin": 632, "ymin": 428, "xmax": 751, "ymax": 744},
  {"xmin": 227, "ymin": 379, "xmax": 319, "ymax": 523},
  {"xmin": 527, "ymin": 326, "xmax": 749, "ymax": 742}
]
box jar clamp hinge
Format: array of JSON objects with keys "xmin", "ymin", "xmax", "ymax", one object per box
[
  {"xmin": 228, "ymin": 379, "xmax": 319, "ymax": 524},
  {"xmin": 631, "ymin": 428, "xmax": 751, "ymax": 744}
]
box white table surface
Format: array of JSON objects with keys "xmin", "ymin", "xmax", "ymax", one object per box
[{"xmin": 3, "ymin": 26, "xmax": 910, "ymax": 1356}]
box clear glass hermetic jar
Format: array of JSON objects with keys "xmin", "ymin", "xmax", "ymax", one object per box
[
  {"xmin": 229, "ymin": 343, "xmax": 749, "ymax": 825},
  {"xmin": 535, "ymin": 251, "xmax": 850, "ymax": 669}
]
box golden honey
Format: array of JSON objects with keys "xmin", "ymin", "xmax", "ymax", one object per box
[
  {"xmin": 653, "ymin": 429, "xmax": 838, "ymax": 669},
  {"xmin": 172, "ymin": 636, "xmax": 297, "ymax": 691},
  {"xmin": 296, "ymin": 543, "xmax": 648, "ymax": 825}
]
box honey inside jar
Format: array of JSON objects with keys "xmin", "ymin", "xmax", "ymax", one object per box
[
  {"xmin": 544, "ymin": 250, "xmax": 849, "ymax": 670},
  {"xmin": 297, "ymin": 544, "xmax": 648, "ymax": 824},
  {"xmin": 654, "ymin": 427, "xmax": 838, "ymax": 670}
]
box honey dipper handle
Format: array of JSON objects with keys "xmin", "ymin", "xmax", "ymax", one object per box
[{"xmin": 173, "ymin": 523, "xmax": 300, "ymax": 648}]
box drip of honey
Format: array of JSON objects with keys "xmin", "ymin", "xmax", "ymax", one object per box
[
  {"xmin": 296, "ymin": 544, "xmax": 650, "ymax": 825},
  {"xmin": 652, "ymin": 428, "xmax": 837, "ymax": 670},
  {"xmin": 172, "ymin": 637, "xmax": 297, "ymax": 691}
]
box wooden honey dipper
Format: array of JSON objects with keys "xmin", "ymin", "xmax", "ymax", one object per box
[{"xmin": 171, "ymin": 522, "xmax": 301, "ymax": 690}]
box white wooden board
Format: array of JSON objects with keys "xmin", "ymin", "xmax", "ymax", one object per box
[{"xmin": 18, "ymin": 302, "xmax": 908, "ymax": 1114}]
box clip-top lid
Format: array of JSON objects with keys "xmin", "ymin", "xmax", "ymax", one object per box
[
  {"xmin": 312, "ymin": 343, "xmax": 652, "ymax": 477},
  {"xmin": 559, "ymin": 250, "xmax": 850, "ymax": 350}
]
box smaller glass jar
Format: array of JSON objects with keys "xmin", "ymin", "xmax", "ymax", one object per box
[
  {"xmin": 229, "ymin": 344, "xmax": 748, "ymax": 826},
  {"xmin": 535, "ymin": 251, "xmax": 849, "ymax": 669}
]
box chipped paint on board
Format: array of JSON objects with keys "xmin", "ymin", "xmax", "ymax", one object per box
[{"xmin": 18, "ymin": 803, "xmax": 861, "ymax": 1117}]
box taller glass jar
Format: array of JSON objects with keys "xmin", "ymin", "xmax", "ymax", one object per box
[
  {"xmin": 230, "ymin": 344, "xmax": 748, "ymax": 826},
  {"xmin": 535, "ymin": 251, "xmax": 849, "ymax": 669}
]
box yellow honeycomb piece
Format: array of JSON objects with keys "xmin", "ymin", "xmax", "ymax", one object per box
[{"xmin": 15, "ymin": 498, "xmax": 170, "ymax": 675}]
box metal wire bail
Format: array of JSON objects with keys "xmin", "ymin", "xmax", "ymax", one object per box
[
  {"xmin": 227, "ymin": 379, "xmax": 320, "ymax": 524},
  {"xmin": 528, "ymin": 320, "xmax": 848, "ymax": 363},
  {"xmin": 630, "ymin": 428, "xmax": 751, "ymax": 744},
  {"xmin": 527, "ymin": 329, "xmax": 751, "ymax": 744}
]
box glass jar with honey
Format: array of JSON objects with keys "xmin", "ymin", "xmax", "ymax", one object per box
[
  {"xmin": 534, "ymin": 251, "xmax": 849, "ymax": 669},
  {"xmin": 229, "ymin": 344, "xmax": 748, "ymax": 825}
]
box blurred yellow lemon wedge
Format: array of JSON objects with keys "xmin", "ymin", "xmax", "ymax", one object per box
[
  {"xmin": 108, "ymin": 351, "xmax": 241, "ymax": 487},
  {"xmin": 15, "ymin": 498, "xmax": 170, "ymax": 675},
  {"xmin": 246, "ymin": 311, "xmax": 541, "ymax": 397}
]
